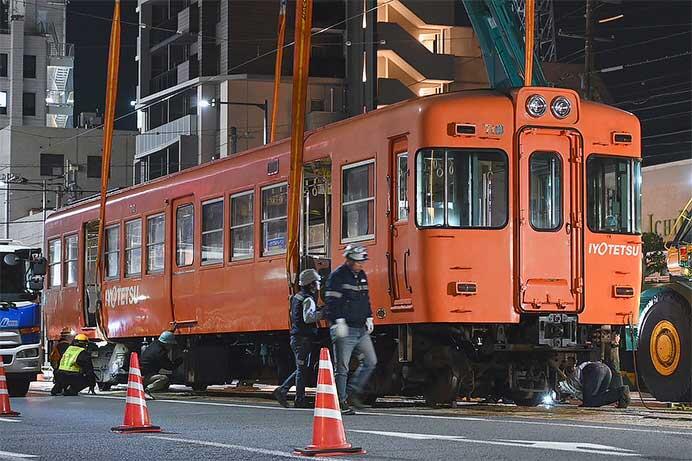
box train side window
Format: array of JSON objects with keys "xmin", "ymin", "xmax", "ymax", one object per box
[
  {"xmin": 397, "ymin": 153, "xmax": 409, "ymax": 221},
  {"xmin": 201, "ymin": 198, "xmax": 224, "ymax": 265},
  {"xmin": 125, "ymin": 219, "xmax": 142, "ymax": 277},
  {"xmin": 48, "ymin": 238, "xmax": 61, "ymax": 287},
  {"xmin": 341, "ymin": 160, "xmax": 375, "ymax": 242},
  {"xmin": 105, "ymin": 225, "xmax": 120, "ymax": 279},
  {"xmin": 230, "ymin": 191, "xmax": 254, "ymax": 261},
  {"xmin": 176, "ymin": 204, "xmax": 195, "ymax": 266},
  {"xmin": 146, "ymin": 214, "xmax": 165, "ymax": 273},
  {"xmin": 587, "ymin": 156, "xmax": 641, "ymax": 234},
  {"xmin": 64, "ymin": 234, "xmax": 78, "ymax": 286},
  {"xmin": 261, "ymin": 183, "xmax": 288, "ymax": 256},
  {"xmin": 529, "ymin": 152, "xmax": 562, "ymax": 231}
]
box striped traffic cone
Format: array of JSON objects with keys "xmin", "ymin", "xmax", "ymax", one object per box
[
  {"xmin": 111, "ymin": 352, "xmax": 161, "ymax": 433},
  {"xmin": 294, "ymin": 348, "xmax": 365, "ymax": 457},
  {"xmin": 0, "ymin": 355, "xmax": 20, "ymax": 417}
]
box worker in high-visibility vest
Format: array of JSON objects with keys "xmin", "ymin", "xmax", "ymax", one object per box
[{"xmin": 52, "ymin": 334, "xmax": 96, "ymax": 396}]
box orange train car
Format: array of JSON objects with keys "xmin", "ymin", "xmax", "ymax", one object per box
[{"xmin": 44, "ymin": 87, "xmax": 642, "ymax": 403}]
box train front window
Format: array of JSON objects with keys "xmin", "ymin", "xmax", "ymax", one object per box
[
  {"xmin": 416, "ymin": 149, "xmax": 507, "ymax": 228},
  {"xmin": 587, "ymin": 156, "xmax": 641, "ymax": 234},
  {"xmin": 530, "ymin": 152, "xmax": 562, "ymax": 231}
]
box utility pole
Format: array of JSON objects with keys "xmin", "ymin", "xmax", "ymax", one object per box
[{"xmin": 584, "ymin": 0, "xmax": 594, "ymax": 100}]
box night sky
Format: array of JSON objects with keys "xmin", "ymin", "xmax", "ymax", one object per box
[{"xmin": 67, "ymin": 1, "xmax": 691, "ymax": 164}]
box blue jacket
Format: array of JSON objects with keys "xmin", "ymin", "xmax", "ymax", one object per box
[
  {"xmin": 325, "ymin": 263, "xmax": 372, "ymax": 327},
  {"xmin": 290, "ymin": 289, "xmax": 320, "ymax": 337}
]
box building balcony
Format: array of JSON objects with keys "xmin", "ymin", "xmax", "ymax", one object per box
[
  {"xmin": 377, "ymin": 21, "xmax": 455, "ymax": 82},
  {"xmin": 377, "ymin": 78, "xmax": 416, "ymax": 106},
  {"xmin": 177, "ymin": 58, "xmax": 199, "ymax": 84},
  {"xmin": 394, "ymin": 0, "xmax": 456, "ymax": 27},
  {"xmin": 150, "ymin": 68, "xmax": 178, "ymax": 94},
  {"xmin": 150, "ymin": 4, "xmax": 199, "ymax": 52},
  {"xmin": 136, "ymin": 114, "xmax": 197, "ymax": 159}
]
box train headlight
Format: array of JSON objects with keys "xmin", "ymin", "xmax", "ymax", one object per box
[
  {"xmin": 526, "ymin": 94, "xmax": 547, "ymax": 117},
  {"xmin": 551, "ymin": 96, "xmax": 572, "ymax": 119}
]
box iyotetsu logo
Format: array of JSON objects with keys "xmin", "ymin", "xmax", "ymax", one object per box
[
  {"xmin": 588, "ymin": 242, "xmax": 640, "ymax": 257},
  {"xmin": 105, "ymin": 285, "xmax": 141, "ymax": 308}
]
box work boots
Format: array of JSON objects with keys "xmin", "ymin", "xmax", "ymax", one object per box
[{"xmin": 617, "ymin": 385, "xmax": 631, "ymax": 409}]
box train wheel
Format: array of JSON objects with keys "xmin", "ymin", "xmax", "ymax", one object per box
[
  {"xmin": 638, "ymin": 291, "xmax": 691, "ymax": 402},
  {"xmin": 424, "ymin": 366, "xmax": 460, "ymax": 407}
]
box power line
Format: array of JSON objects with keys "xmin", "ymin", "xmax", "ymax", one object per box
[
  {"xmin": 631, "ymin": 99, "xmax": 692, "ymax": 112},
  {"xmin": 565, "ymin": 31, "xmax": 692, "ymax": 63},
  {"xmin": 642, "ymin": 129, "xmax": 692, "ymax": 140},
  {"xmin": 616, "ymin": 89, "xmax": 692, "ymax": 107},
  {"xmin": 641, "ymin": 110, "xmax": 692, "ymax": 122}
]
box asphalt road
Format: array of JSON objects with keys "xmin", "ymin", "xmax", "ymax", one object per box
[{"xmin": 1, "ymin": 388, "xmax": 691, "ymax": 461}]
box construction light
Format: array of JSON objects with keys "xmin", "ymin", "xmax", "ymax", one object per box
[
  {"xmin": 199, "ymin": 99, "xmax": 211, "ymax": 108},
  {"xmin": 550, "ymin": 96, "xmax": 572, "ymax": 119},
  {"xmin": 598, "ymin": 14, "xmax": 624, "ymax": 24},
  {"xmin": 526, "ymin": 94, "xmax": 547, "ymax": 117}
]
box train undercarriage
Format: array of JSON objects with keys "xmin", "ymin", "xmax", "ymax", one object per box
[{"xmin": 87, "ymin": 314, "xmax": 617, "ymax": 405}]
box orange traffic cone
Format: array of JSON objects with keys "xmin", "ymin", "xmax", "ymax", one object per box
[
  {"xmin": 111, "ymin": 352, "xmax": 161, "ymax": 433},
  {"xmin": 0, "ymin": 355, "xmax": 20, "ymax": 417},
  {"xmin": 294, "ymin": 348, "xmax": 365, "ymax": 457}
]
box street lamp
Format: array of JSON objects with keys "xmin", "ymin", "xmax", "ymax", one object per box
[{"xmin": 200, "ymin": 98, "xmax": 270, "ymax": 145}]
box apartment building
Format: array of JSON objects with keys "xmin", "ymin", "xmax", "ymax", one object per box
[
  {"xmin": 0, "ymin": 0, "xmax": 74, "ymax": 129},
  {"xmin": 133, "ymin": 0, "xmax": 487, "ymax": 184}
]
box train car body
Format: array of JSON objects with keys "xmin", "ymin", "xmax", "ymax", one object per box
[{"xmin": 44, "ymin": 88, "xmax": 643, "ymax": 403}]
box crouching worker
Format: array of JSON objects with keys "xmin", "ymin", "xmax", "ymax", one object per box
[
  {"xmin": 53, "ymin": 334, "xmax": 96, "ymax": 396},
  {"xmin": 273, "ymin": 269, "xmax": 322, "ymax": 408},
  {"xmin": 141, "ymin": 331, "xmax": 182, "ymax": 393},
  {"xmin": 558, "ymin": 361, "xmax": 630, "ymax": 408}
]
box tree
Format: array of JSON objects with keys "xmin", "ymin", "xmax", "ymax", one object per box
[{"xmin": 642, "ymin": 232, "xmax": 667, "ymax": 277}]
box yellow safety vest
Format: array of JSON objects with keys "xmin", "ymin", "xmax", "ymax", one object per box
[{"xmin": 58, "ymin": 346, "xmax": 85, "ymax": 373}]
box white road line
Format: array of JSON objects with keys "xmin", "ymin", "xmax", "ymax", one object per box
[
  {"xmin": 0, "ymin": 417, "xmax": 20, "ymax": 423},
  {"xmin": 83, "ymin": 394, "xmax": 692, "ymax": 437},
  {"xmin": 147, "ymin": 435, "xmax": 351, "ymax": 460},
  {"xmin": 0, "ymin": 450, "xmax": 37, "ymax": 459},
  {"xmin": 352, "ymin": 430, "xmax": 640, "ymax": 457}
]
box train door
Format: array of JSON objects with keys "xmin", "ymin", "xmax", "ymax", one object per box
[
  {"xmin": 82, "ymin": 221, "xmax": 98, "ymax": 327},
  {"xmin": 389, "ymin": 137, "xmax": 412, "ymax": 306},
  {"xmin": 517, "ymin": 128, "xmax": 583, "ymax": 312},
  {"xmin": 301, "ymin": 159, "xmax": 332, "ymax": 281},
  {"xmin": 171, "ymin": 196, "xmax": 198, "ymax": 327}
]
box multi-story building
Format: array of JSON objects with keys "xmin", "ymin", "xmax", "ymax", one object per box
[
  {"xmin": 133, "ymin": 0, "xmax": 487, "ymax": 183},
  {"xmin": 0, "ymin": 0, "xmax": 74, "ymax": 129}
]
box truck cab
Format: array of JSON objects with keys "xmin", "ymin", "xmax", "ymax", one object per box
[{"xmin": 0, "ymin": 240, "xmax": 46, "ymax": 397}]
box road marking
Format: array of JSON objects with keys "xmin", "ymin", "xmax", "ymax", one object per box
[
  {"xmin": 353, "ymin": 430, "xmax": 640, "ymax": 457},
  {"xmin": 148, "ymin": 435, "xmax": 351, "ymax": 460},
  {"xmin": 0, "ymin": 417, "xmax": 20, "ymax": 423},
  {"xmin": 0, "ymin": 450, "xmax": 37, "ymax": 459},
  {"xmin": 83, "ymin": 394, "xmax": 692, "ymax": 437}
]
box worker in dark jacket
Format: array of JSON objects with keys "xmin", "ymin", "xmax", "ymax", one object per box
[
  {"xmin": 140, "ymin": 331, "xmax": 181, "ymax": 393},
  {"xmin": 52, "ymin": 334, "xmax": 96, "ymax": 396},
  {"xmin": 273, "ymin": 269, "xmax": 322, "ymax": 408},
  {"xmin": 49, "ymin": 328, "xmax": 73, "ymax": 371},
  {"xmin": 325, "ymin": 245, "xmax": 377, "ymax": 415},
  {"xmin": 558, "ymin": 361, "xmax": 630, "ymax": 408}
]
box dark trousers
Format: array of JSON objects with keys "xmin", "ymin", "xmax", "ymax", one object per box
[
  {"xmin": 278, "ymin": 336, "xmax": 313, "ymax": 404},
  {"xmin": 52, "ymin": 371, "xmax": 93, "ymax": 396},
  {"xmin": 581, "ymin": 362, "xmax": 622, "ymax": 407}
]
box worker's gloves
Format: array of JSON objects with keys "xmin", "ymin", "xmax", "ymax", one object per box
[
  {"xmin": 366, "ymin": 317, "xmax": 374, "ymax": 334},
  {"xmin": 334, "ymin": 318, "xmax": 349, "ymax": 339}
]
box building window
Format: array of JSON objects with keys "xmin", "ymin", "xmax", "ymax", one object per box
[
  {"xmin": 530, "ymin": 152, "xmax": 562, "ymax": 231},
  {"xmin": 64, "ymin": 234, "xmax": 78, "ymax": 286},
  {"xmin": 146, "ymin": 214, "xmax": 165, "ymax": 273},
  {"xmin": 23, "ymin": 92, "xmax": 36, "ymax": 116},
  {"xmin": 125, "ymin": 219, "xmax": 142, "ymax": 277},
  {"xmin": 230, "ymin": 191, "xmax": 254, "ymax": 261},
  {"xmin": 201, "ymin": 198, "xmax": 223, "ymax": 264},
  {"xmin": 261, "ymin": 183, "xmax": 287, "ymax": 256},
  {"xmin": 341, "ymin": 160, "xmax": 375, "ymax": 242},
  {"xmin": 416, "ymin": 149, "xmax": 508, "ymax": 228},
  {"xmin": 0, "ymin": 53, "xmax": 7, "ymax": 77},
  {"xmin": 397, "ymin": 153, "xmax": 408, "ymax": 221},
  {"xmin": 23, "ymin": 55, "xmax": 36, "ymax": 79},
  {"xmin": 105, "ymin": 225, "xmax": 120, "ymax": 279},
  {"xmin": 87, "ymin": 156, "xmax": 102, "ymax": 178},
  {"xmin": 40, "ymin": 154, "xmax": 64, "ymax": 176},
  {"xmin": 48, "ymin": 238, "xmax": 61, "ymax": 287},
  {"xmin": 0, "ymin": 91, "xmax": 6, "ymax": 115},
  {"xmin": 176, "ymin": 204, "xmax": 194, "ymax": 266}
]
